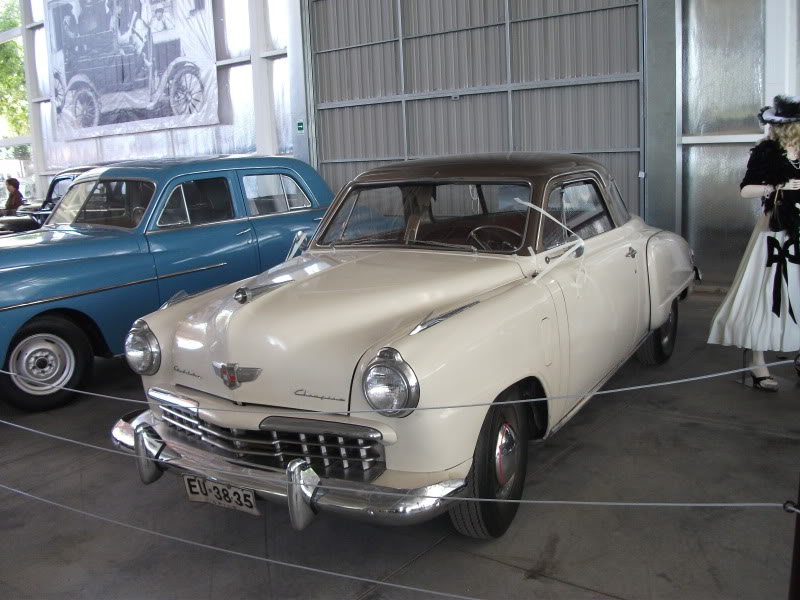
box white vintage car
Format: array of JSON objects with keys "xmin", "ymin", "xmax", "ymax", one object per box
[{"xmin": 112, "ymin": 154, "xmax": 698, "ymax": 538}]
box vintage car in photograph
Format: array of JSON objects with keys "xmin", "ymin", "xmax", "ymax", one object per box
[
  {"xmin": 112, "ymin": 154, "xmax": 698, "ymax": 538},
  {"xmin": 0, "ymin": 156, "xmax": 332, "ymax": 411},
  {"xmin": 0, "ymin": 165, "xmax": 100, "ymax": 236},
  {"xmin": 51, "ymin": 0, "xmax": 207, "ymax": 128}
]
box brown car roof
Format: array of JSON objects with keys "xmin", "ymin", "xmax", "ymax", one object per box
[{"xmin": 351, "ymin": 153, "xmax": 609, "ymax": 184}]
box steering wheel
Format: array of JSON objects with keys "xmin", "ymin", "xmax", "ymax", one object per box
[{"xmin": 467, "ymin": 226, "xmax": 523, "ymax": 251}]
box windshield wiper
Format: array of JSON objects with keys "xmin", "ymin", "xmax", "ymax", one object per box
[{"xmin": 408, "ymin": 240, "xmax": 478, "ymax": 253}]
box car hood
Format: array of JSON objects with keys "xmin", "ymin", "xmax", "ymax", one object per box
[
  {"xmin": 167, "ymin": 249, "xmax": 525, "ymax": 411},
  {"xmin": 0, "ymin": 226, "xmax": 143, "ymax": 270}
]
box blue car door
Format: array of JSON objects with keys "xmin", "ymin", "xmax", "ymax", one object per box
[
  {"xmin": 146, "ymin": 172, "xmax": 260, "ymax": 303},
  {"xmin": 236, "ymin": 169, "xmax": 328, "ymax": 270}
]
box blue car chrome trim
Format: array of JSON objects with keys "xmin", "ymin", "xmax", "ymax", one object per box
[
  {"xmin": 0, "ymin": 263, "xmax": 228, "ymax": 312},
  {"xmin": 158, "ymin": 262, "xmax": 228, "ymax": 279},
  {"xmin": 0, "ymin": 277, "xmax": 158, "ymax": 312}
]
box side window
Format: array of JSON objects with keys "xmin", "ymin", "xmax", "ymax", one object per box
[
  {"xmin": 541, "ymin": 180, "xmax": 615, "ymax": 251},
  {"xmin": 50, "ymin": 178, "xmax": 72, "ymax": 202},
  {"xmin": 282, "ymin": 176, "xmax": 312, "ymax": 209},
  {"xmin": 158, "ymin": 177, "xmax": 234, "ymax": 227},
  {"xmin": 243, "ymin": 174, "xmax": 287, "ymax": 216},
  {"xmin": 242, "ymin": 174, "xmax": 313, "ymax": 216}
]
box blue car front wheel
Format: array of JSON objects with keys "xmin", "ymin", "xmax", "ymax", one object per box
[{"xmin": 1, "ymin": 316, "xmax": 92, "ymax": 412}]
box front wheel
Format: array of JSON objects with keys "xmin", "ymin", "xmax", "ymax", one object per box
[
  {"xmin": 449, "ymin": 389, "xmax": 530, "ymax": 539},
  {"xmin": 73, "ymin": 86, "xmax": 100, "ymax": 128},
  {"xmin": 0, "ymin": 316, "xmax": 93, "ymax": 411},
  {"xmin": 636, "ymin": 298, "xmax": 679, "ymax": 366}
]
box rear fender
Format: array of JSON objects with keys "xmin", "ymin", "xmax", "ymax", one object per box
[{"xmin": 646, "ymin": 231, "xmax": 695, "ymax": 330}]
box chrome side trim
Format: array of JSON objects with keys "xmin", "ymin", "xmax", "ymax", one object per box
[
  {"xmin": 147, "ymin": 217, "xmax": 251, "ymax": 234},
  {"xmin": 0, "ymin": 276, "xmax": 158, "ymax": 312},
  {"xmin": 259, "ymin": 416, "xmax": 383, "ymax": 441},
  {"xmin": 158, "ymin": 262, "xmax": 227, "ymax": 280},
  {"xmin": 410, "ymin": 301, "xmax": 480, "ymax": 336}
]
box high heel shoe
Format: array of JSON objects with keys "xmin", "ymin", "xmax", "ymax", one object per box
[{"xmin": 750, "ymin": 374, "xmax": 779, "ymax": 392}]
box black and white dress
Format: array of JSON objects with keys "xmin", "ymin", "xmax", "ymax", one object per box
[{"xmin": 708, "ymin": 140, "xmax": 800, "ymax": 352}]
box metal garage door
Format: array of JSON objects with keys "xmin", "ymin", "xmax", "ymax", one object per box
[{"xmin": 308, "ymin": 0, "xmax": 643, "ymax": 214}]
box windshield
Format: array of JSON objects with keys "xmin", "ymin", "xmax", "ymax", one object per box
[
  {"xmin": 318, "ymin": 183, "xmax": 531, "ymax": 253},
  {"xmin": 48, "ymin": 180, "xmax": 156, "ymax": 228}
]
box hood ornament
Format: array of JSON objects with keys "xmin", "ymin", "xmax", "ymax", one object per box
[{"xmin": 212, "ymin": 362, "xmax": 262, "ymax": 390}]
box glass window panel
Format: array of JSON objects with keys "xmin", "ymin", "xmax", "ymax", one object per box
[
  {"xmin": 682, "ymin": 144, "xmax": 759, "ymax": 284},
  {"xmin": 271, "ymin": 57, "xmax": 292, "ymax": 154},
  {"xmin": 542, "ymin": 182, "xmax": 614, "ymax": 250},
  {"xmin": 217, "ymin": 64, "xmax": 256, "ymax": 154},
  {"xmin": 158, "ymin": 186, "xmax": 191, "ymax": 227},
  {"xmin": 682, "ymin": 0, "xmax": 765, "ymax": 135},
  {"xmin": 267, "ymin": 0, "xmax": 289, "ymax": 51},
  {"xmin": 34, "ymin": 26, "xmax": 49, "ymax": 96},
  {"xmin": 0, "ymin": 36, "xmax": 29, "ymax": 137},
  {"xmin": 242, "ymin": 173, "xmax": 288, "ymax": 216},
  {"xmin": 31, "ymin": 0, "xmax": 45, "ymax": 23},
  {"xmin": 179, "ymin": 177, "xmax": 234, "ymax": 225},
  {"xmin": 283, "ymin": 176, "xmax": 311, "ymax": 209},
  {"xmin": 213, "ymin": 0, "xmax": 251, "ymax": 60}
]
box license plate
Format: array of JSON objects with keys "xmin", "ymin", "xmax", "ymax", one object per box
[{"xmin": 183, "ymin": 475, "xmax": 260, "ymax": 516}]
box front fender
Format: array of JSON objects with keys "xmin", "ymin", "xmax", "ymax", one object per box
[
  {"xmin": 349, "ymin": 280, "xmax": 561, "ymax": 474},
  {"xmin": 0, "ymin": 238, "xmax": 160, "ymax": 364},
  {"xmin": 646, "ymin": 231, "xmax": 695, "ymax": 330}
]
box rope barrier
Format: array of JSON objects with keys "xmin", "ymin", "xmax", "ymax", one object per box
[
  {"xmin": 0, "ymin": 359, "xmax": 794, "ymax": 418},
  {"xmin": 0, "ymin": 482, "xmax": 483, "ymax": 600},
  {"xmin": 0, "ymin": 417, "xmax": 785, "ymax": 510}
]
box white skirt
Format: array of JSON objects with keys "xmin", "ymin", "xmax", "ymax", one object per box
[{"xmin": 708, "ymin": 214, "xmax": 800, "ymax": 352}]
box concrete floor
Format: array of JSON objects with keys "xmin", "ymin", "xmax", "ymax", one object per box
[{"xmin": 0, "ymin": 294, "xmax": 798, "ymax": 600}]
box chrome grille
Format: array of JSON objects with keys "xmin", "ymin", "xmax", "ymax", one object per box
[{"xmin": 159, "ymin": 404, "xmax": 385, "ymax": 480}]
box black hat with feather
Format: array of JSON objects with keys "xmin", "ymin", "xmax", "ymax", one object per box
[{"xmin": 759, "ymin": 95, "xmax": 800, "ymax": 125}]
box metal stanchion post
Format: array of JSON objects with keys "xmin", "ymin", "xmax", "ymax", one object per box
[{"xmin": 787, "ymin": 476, "xmax": 800, "ymax": 600}]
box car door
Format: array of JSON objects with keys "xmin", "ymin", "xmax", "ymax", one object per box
[
  {"xmin": 146, "ymin": 172, "xmax": 260, "ymax": 304},
  {"xmin": 236, "ymin": 169, "xmax": 328, "ymax": 270},
  {"xmin": 538, "ymin": 175, "xmax": 641, "ymax": 412}
]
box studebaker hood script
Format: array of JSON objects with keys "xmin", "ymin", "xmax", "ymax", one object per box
[{"xmin": 168, "ymin": 249, "xmax": 525, "ymax": 411}]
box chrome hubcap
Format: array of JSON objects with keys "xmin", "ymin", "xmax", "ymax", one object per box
[
  {"xmin": 494, "ymin": 423, "xmax": 519, "ymax": 498},
  {"xmin": 9, "ymin": 334, "xmax": 75, "ymax": 396}
]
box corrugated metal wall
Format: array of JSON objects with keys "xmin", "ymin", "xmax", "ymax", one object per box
[{"xmin": 309, "ymin": 0, "xmax": 642, "ymax": 212}]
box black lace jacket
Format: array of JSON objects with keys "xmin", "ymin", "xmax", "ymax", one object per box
[{"xmin": 740, "ymin": 139, "xmax": 800, "ymax": 234}]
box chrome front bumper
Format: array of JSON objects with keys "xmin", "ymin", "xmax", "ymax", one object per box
[{"xmin": 112, "ymin": 409, "xmax": 466, "ymax": 529}]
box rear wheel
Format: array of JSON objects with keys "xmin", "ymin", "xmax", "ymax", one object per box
[
  {"xmin": 169, "ymin": 67, "xmax": 204, "ymax": 116},
  {"xmin": 449, "ymin": 389, "xmax": 529, "ymax": 539},
  {"xmin": 0, "ymin": 316, "xmax": 92, "ymax": 411},
  {"xmin": 636, "ymin": 298, "xmax": 679, "ymax": 366}
]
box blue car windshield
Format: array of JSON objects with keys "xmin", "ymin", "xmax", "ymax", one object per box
[
  {"xmin": 318, "ymin": 183, "xmax": 531, "ymax": 253},
  {"xmin": 48, "ymin": 179, "xmax": 156, "ymax": 229}
]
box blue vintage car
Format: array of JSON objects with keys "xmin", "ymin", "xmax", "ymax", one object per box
[{"xmin": 0, "ymin": 156, "xmax": 333, "ymax": 410}]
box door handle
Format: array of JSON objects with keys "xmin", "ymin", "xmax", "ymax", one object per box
[
  {"xmin": 235, "ymin": 229, "xmax": 251, "ymax": 236},
  {"xmin": 626, "ymin": 246, "xmax": 637, "ymax": 259}
]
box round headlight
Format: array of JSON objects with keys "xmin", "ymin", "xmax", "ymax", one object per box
[
  {"xmin": 125, "ymin": 320, "xmax": 161, "ymax": 376},
  {"xmin": 362, "ymin": 348, "xmax": 419, "ymax": 417}
]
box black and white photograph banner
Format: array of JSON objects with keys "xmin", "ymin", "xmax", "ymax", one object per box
[{"xmin": 46, "ymin": 0, "xmax": 219, "ymax": 140}]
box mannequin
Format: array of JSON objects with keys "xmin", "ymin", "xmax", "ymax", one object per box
[{"xmin": 708, "ymin": 95, "xmax": 800, "ymax": 391}]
